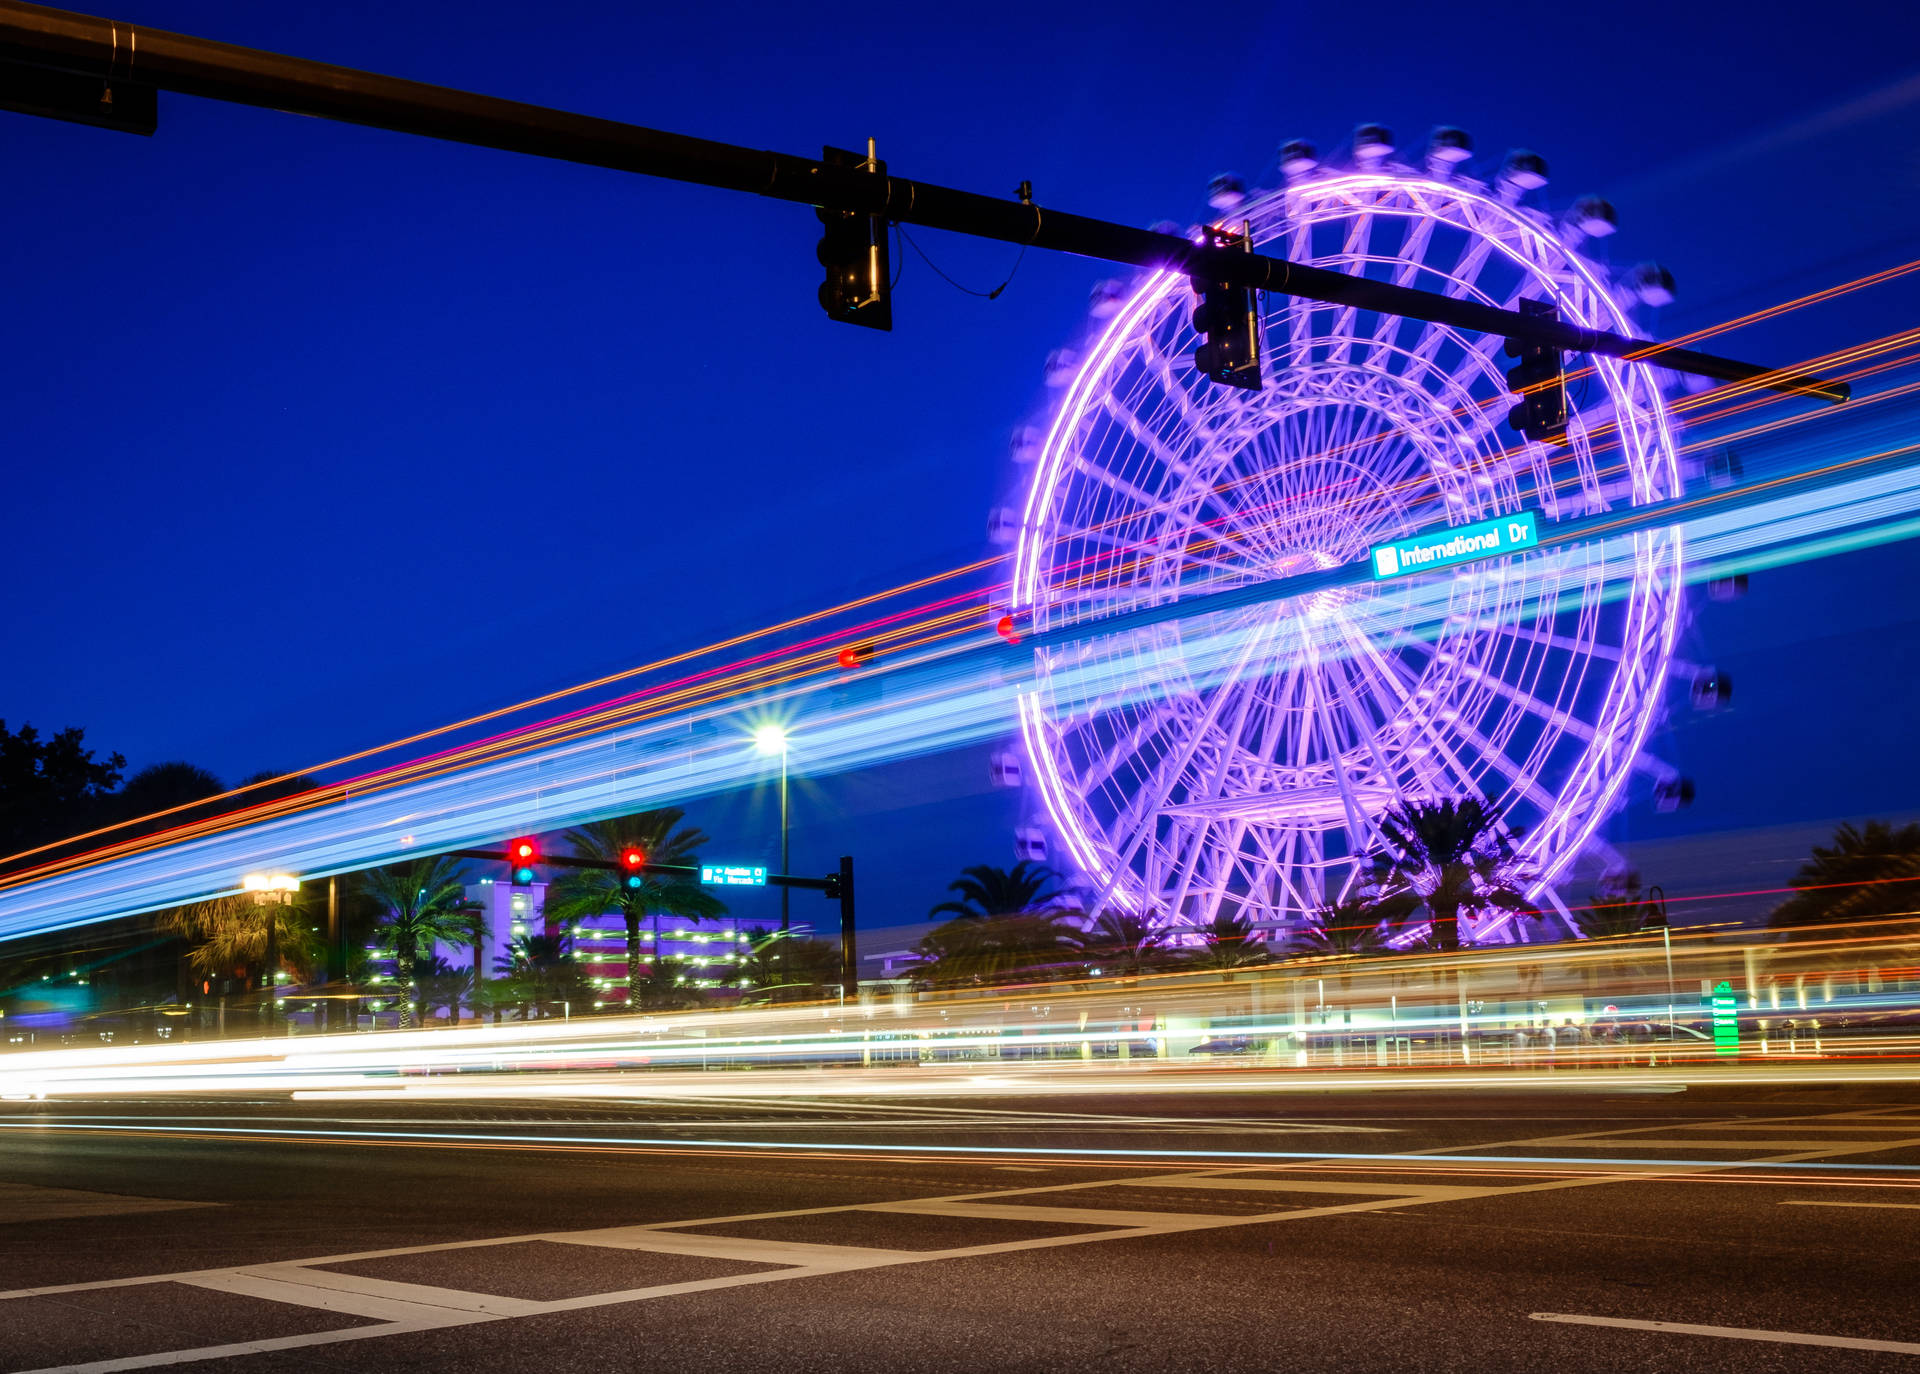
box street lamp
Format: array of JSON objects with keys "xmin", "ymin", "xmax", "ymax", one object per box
[
  {"xmin": 241, "ymin": 871, "xmax": 299, "ymax": 1032},
  {"xmin": 753, "ymin": 724, "xmax": 790, "ymax": 930}
]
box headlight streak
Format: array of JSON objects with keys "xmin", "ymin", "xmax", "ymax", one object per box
[
  {"xmin": 2, "ymin": 309, "xmax": 1919, "ymax": 937},
  {"xmin": 4, "ymin": 1118, "xmax": 1920, "ymax": 1182}
]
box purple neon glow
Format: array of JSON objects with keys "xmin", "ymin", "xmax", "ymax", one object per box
[{"xmin": 1011, "ymin": 167, "xmax": 1684, "ymax": 937}]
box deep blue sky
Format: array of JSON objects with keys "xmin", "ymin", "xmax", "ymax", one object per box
[{"xmin": 8, "ymin": 0, "xmax": 1920, "ymax": 938}]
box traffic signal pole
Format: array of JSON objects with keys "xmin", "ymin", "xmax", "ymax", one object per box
[
  {"xmin": 0, "ymin": 0, "xmax": 1848, "ymax": 405},
  {"xmin": 450, "ymin": 846, "xmax": 856, "ymax": 1000}
]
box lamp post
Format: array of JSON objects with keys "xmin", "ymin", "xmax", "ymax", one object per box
[
  {"xmin": 1648, "ymin": 884, "xmax": 1676, "ymax": 1048},
  {"xmin": 241, "ymin": 871, "xmax": 299, "ymax": 1033},
  {"xmin": 754, "ymin": 724, "xmax": 791, "ymax": 931}
]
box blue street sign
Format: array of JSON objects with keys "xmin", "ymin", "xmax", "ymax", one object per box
[
  {"xmin": 700, "ymin": 864, "xmax": 768, "ymax": 887},
  {"xmin": 1369, "ymin": 510, "xmax": 1540, "ymax": 580}
]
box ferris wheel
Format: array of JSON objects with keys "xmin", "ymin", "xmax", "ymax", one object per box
[{"xmin": 1008, "ymin": 127, "xmax": 1685, "ymax": 942}]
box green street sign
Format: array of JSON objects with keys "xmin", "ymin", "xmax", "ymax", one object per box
[
  {"xmin": 1369, "ymin": 510, "xmax": 1540, "ymax": 580},
  {"xmin": 1709, "ymin": 979, "xmax": 1740, "ymax": 1056},
  {"xmin": 700, "ymin": 864, "xmax": 767, "ymax": 887}
]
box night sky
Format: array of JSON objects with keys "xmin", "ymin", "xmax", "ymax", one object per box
[{"xmin": 9, "ymin": 0, "xmax": 1920, "ymax": 940}]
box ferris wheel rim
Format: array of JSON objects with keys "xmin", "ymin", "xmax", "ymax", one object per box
[{"xmin": 1011, "ymin": 164, "xmax": 1684, "ymax": 934}]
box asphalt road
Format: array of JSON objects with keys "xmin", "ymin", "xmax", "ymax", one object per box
[{"xmin": 3, "ymin": 1081, "xmax": 1919, "ymax": 1372}]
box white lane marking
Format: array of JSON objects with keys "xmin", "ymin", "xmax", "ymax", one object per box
[
  {"xmin": 10, "ymin": 1323, "xmax": 446, "ymax": 1374},
  {"xmin": 8, "ymin": 1107, "xmax": 1910, "ymax": 1373},
  {"xmin": 0, "ymin": 1183, "xmax": 212, "ymax": 1225},
  {"xmin": 184, "ymin": 1272, "xmax": 485, "ymax": 1326},
  {"xmin": 221, "ymin": 1264, "xmax": 545, "ymax": 1317},
  {"xmin": 1780, "ymin": 1200, "xmax": 1920, "ymax": 1210},
  {"xmin": 862, "ymin": 1199, "xmax": 1193, "ymax": 1228},
  {"xmin": 1689, "ymin": 1123, "xmax": 1920, "ymax": 1132},
  {"xmin": 993, "ymin": 1166, "xmax": 1048, "ymax": 1172},
  {"xmin": 558, "ymin": 1226, "xmax": 913, "ymax": 1267},
  {"xmin": 1530, "ymin": 1311, "xmax": 1920, "ymax": 1356},
  {"xmin": 1119, "ymin": 1177, "xmax": 1499, "ymax": 1199}
]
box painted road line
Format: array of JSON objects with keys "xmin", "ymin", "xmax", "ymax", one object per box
[
  {"xmin": 557, "ymin": 1226, "xmax": 912, "ymax": 1267},
  {"xmin": 1116, "ymin": 1177, "xmax": 1500, "ymax": 1199},
  {"xmin": 862, "ymin": 1199, "xmax": 1196, "ymax": 1228},
  {"xmin": 1779, "ymin": 1200, "xmax": 1920, "ymax": 1210},
  {"xmin": 185, "ymin": 1271, "xmax": 491, "ymax": 1326},
  {"xmin": 0, "ymin": 1182, "xmax": 212, "ymax": 1225},
  {"xmin": 1530, "ymin": 1311, "xmax": 1920, "ymax": 1356},
  {"xmin": 216, "ymin": 1264, "xmax": 545, "ymax": 1317}
]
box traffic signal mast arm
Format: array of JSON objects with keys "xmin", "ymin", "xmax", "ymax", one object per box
[
  {"xmin": 0, "ymin": 0, "xmax": 1848, "ymax": 404},
  {"xmin": 446, "ymin": 847, "xmax": 836, "ymax": 892}
]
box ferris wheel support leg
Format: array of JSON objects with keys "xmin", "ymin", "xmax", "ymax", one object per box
[{"xmin": 1538, "ymin": 885, "xmax": 1578, "ymax": 938}]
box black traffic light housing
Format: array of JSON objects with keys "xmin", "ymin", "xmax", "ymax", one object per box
[
  {"xmin": 1189, "ymin": 224, "xmax": 1261, "ymax": 390},
  {"xmin": 621, "ymin": 847, "xmax": 647, "ymax": 891},
  {"xmin": 1504, "ymin": 298, "xmax": 1569, "ymax": 447},
  {"xmin": 816, "ymin": 144, "xmax": 892, "ymax": 331},
  {"xmin": 507, "ymin": 837, "xmax": 539, "ymax": 886}
]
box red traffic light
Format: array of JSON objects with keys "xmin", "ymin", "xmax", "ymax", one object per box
[
  {"xmin": 836, "ymin": 642, "xmax": 876, "ymax": 670},
  {"xmin": 509, "ymin": 838, "xmax": 538, "ymax": 862},
  {"xmin": 994, "ymin": 612, "xmax": 1023, "ymax": 645},
  {"xmin": 621, "ymin": 848, "xmax": 646, "ymax": 870}
]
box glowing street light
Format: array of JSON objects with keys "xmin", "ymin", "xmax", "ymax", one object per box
[
  {"xmin": 240, "ymin": 872, "xmax": 299, "ymax": 1033},
  {"xmin": 751, "ymin": 724, "xmax": 791, "ymax": 930}
]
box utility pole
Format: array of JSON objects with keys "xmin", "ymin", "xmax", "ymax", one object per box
[
  {"xmin": 326, "ymin": 874, "xmax": 340, "ymax": 1033},
  {"xmin": 836, "ymin": 855, "xmax": 856, "ymax": 1005}
]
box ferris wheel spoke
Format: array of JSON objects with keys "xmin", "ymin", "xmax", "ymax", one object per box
[
  {"xmin": 1078, "ymin": 703, "xmax": 1182, "ymax": 794},
  {"xmin": 1329, "ymin": 623, "xmax": 1490, "ymax": 802}
]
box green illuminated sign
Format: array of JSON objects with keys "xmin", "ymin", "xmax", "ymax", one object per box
[
  {"xmin": 1369, "ymin": 510, "xmax": 1539, "ymax": 580},
  {"xmin": 1709, "ymin": 979, "xmax": 1740, "ymax": 1056},
  {"xmin": 700, "ymin": 864, "xmax": 767, "ymax": 887}
]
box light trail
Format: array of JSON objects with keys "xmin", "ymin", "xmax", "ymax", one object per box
[
  {"xmin": 5, "ymin": 1117, "xmax": 1920, "ymax": 1176},
  {"xmin": 4, "ymin": 264, "xmax": 1908, "ymax": 881},
  {"xmin": 4, "ymin": 269, "xmax": 1919, "ymax": 930},
  {"xmin": 5, "ymin": 917, "xmax": 1918, "ymax": 1104},
  {"xmin": 8, "ymin": 396, "xmax": 1920, "ymax": 933}
]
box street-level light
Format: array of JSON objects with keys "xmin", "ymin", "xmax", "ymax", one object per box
[
  {"xmin": 241, "ymin": 872, "xmax": 299, "ymax": 1034},
  {"xmin": 751, "ymin": 724, "xmax": 792, "ymax": 930}
]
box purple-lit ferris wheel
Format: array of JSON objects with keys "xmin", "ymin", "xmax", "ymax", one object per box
[{"xmin": 1009, "ymin": 129, "xmax": 1685, "ymax": 942}]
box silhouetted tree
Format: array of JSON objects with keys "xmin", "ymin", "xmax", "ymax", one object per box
[
  {"xmin": 0, "ymin": 720, "xmax": 124, "ymax": 863},
  {"xmin": 1771, "ymin": 821, "xmax": 1920, "ymax": 930},
  {"xmin": 1368, "ymin": 798, "xmax": 1531, "ymax": 951},
  {"xmin": 359, "ymin": 857, "xmax": 472, "ymax": 1027},
  {"xmin": 930, "ymin": 861, "xmax": 1067, "ymax": 920},
  {"xmin": 1087, "ymin": 910, "xmax": 1167, "ymax": 975},
  {"xmin": 544, "ymin": 811, "xmax": 725, "ymax": 1008}
]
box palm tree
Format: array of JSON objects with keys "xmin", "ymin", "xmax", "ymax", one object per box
[
  {"xmin": 1771, "ymin": 821, "xmax": 1920, "ymax": 930},
  {"xmin": 929, "ymin": 861, "xmax": 1066, "ymax": 920},
  {"xmin": 738, "ymin": 928, "xmax": 843, "ymax": 1003},
  {"xmin": 1087, "ymin": 910, "xmax": 1166, "ymax": 976},
  {"xmin": 411, "ymin": 955, "xmax": 472, "ymax": 1024},
  {"xmin": 1192, "ymin": 909, "xmax": 1268, "ymax": 970},
  {"xmin": 1291, "ymin": 898, "xmax": 1396, "ymax": 958},
  {"xmin": 916, "ymin": 910, "xmax": 1083, "ymax": 985},
  {"xmin": 359, "ymin": 856, "xmax": 473, "ymax": 1027},
  {"xmin": 154, "ymin": 890, "xmax": 316, "ymax": 1023},
  {"xmin": 1369, "ymin": 798, "xmax": 1531, "ymax": 951},
  {"xmin": 493, "ymin": 931, "xmax": 587, "ymax": 1018},
  {"xmin": 629, "ymin": 956, "xmax": 707, "ymax": 1012},
  {"xmin": 544, "ymin": 811, "xmax": 727, "ymax": 1008}
]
